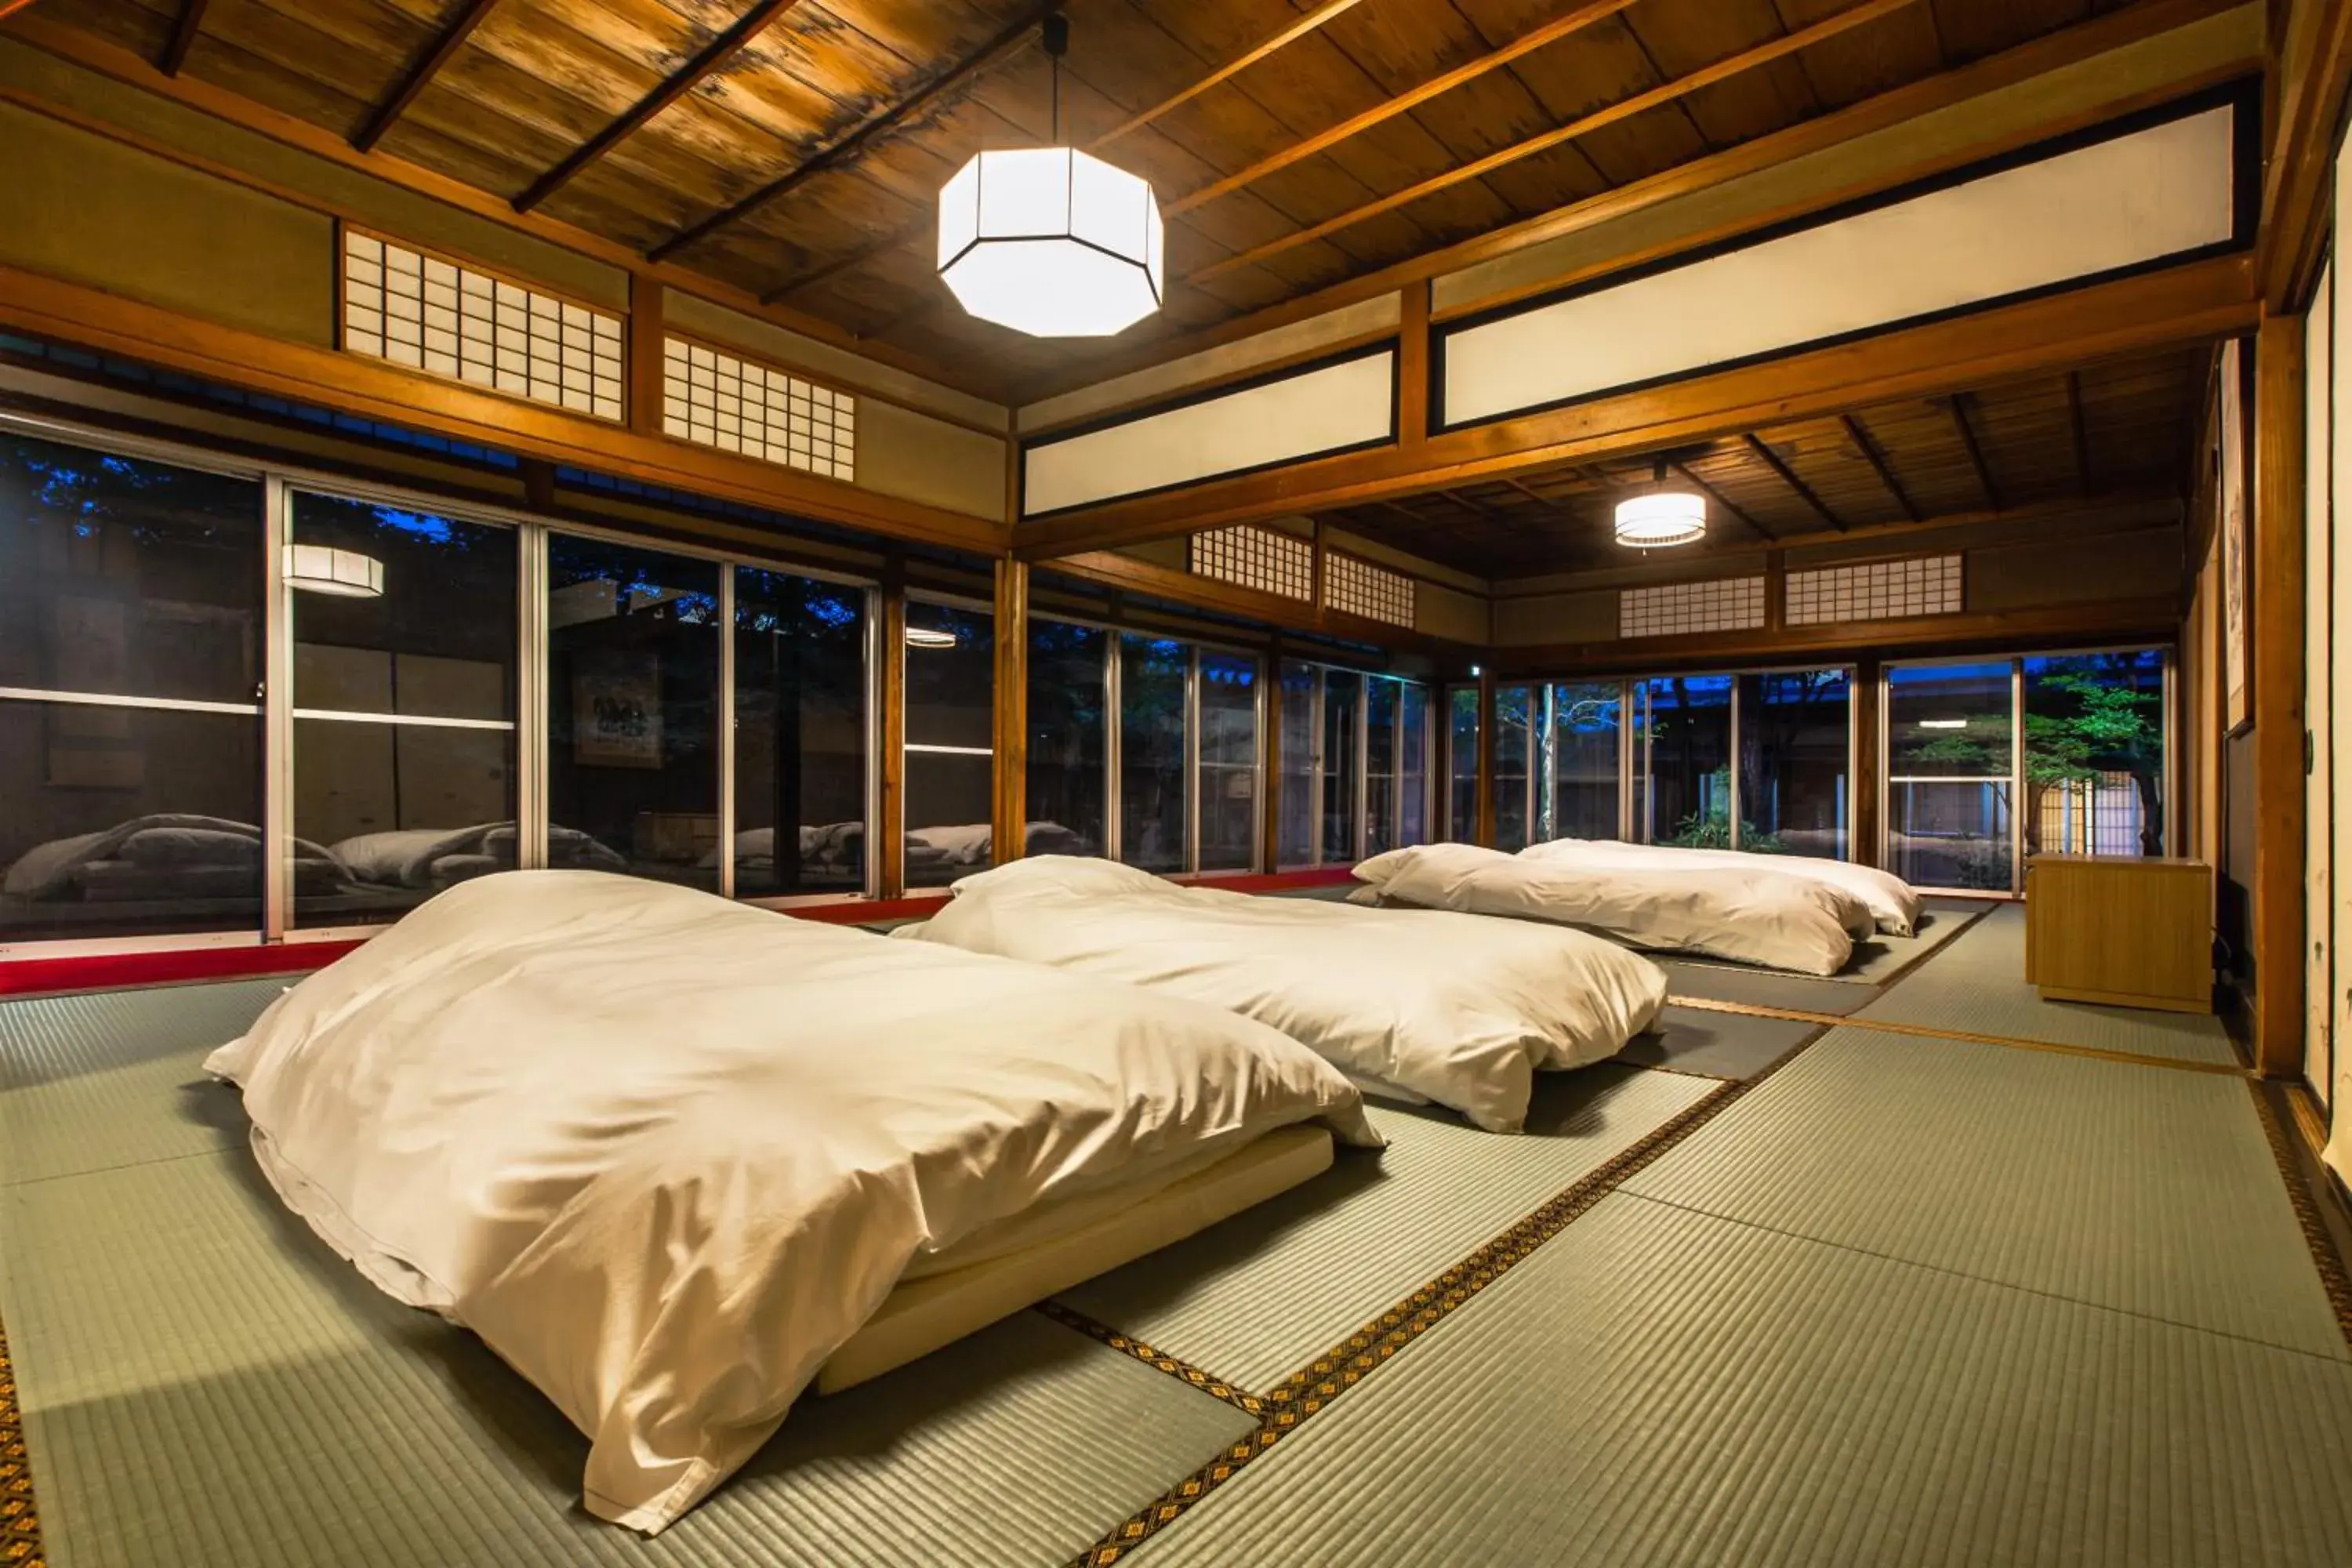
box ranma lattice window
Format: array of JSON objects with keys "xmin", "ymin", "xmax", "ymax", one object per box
[
  {"xmin": 662, "ymin": 338, "xmax": 856, "ymax": 481},
  {"xmin": 1323, "ymin": 552, "xmax": 1416, "ymax": 628},
  {"xmin": 340, "ymin": 230, "xmax": 623, "ymax": 421},
  {"xmin": 1786, "ymin": 554, "xmax": 1963, "ymax": 625},
  {"xmin": 1619, "ymin": 575, "xmax": 1766, "ymax": 638},
  {"xmin": 1190, "ymin": 525, "xmax": 1314, "ymax": 601}
]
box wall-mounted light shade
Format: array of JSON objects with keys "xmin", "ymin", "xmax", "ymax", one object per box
[
  {"xmin": 938, "ymin": 148, "xmax": 1165, "ymax": 338},
  {"xmin": 1613, "ymin": 491, "xmax": 1707, "ymax": 548},
  {"xmin": 1917, "ymin": 718, "xmax": 1970, "ymax": 730},
  {"xmin": 905, "ymin": 626, "xmax": 960, "ymax": 650},
  {"xmin": 283, "ymin": 544, "xmax": 383, "ymax": 597}
]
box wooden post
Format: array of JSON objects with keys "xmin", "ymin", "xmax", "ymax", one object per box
[
  {"xmin": 992, "ymin": 556, "xmax": 1029, "ymax": 865},
  {"xmin": 626, "ymin": 272, "xmax": 666, "ymax": 438},
  {"xmin": 1853, "ymin": 655, "xmax": 1882, "ymax": 869},
  {"xmin": 1261, "ymin": 635, "xmax": 1285, "ymax": 872},
  {"xmin": 1396, "ymin": 281, "xmax": 1430, "ymax": 449},
  {"xmin": 877, "ymin": 564, "xmax": 906, "ymax": 900},
  {"xmin": 2252, "ymin": 312, "xmax": 2308, "ymax": 1076},
  {"xmin": 1475, "ymin": 666, "xmax": 1497, "ymax": 848}
]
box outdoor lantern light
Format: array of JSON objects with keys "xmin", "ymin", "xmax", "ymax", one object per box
[
  {"xmin": 937, "ymin": 16, "xmax": 1164, "ymax": 338},
  {"xmin": 283, "ymin": 545, "xmax": 383, "ymax": 597},
  {"xmin": 1613, "ymin": 457, "xmax": 1707, "ymax": 549}
]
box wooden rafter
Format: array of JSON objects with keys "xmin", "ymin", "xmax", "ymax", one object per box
[
  {"xmin": 0, "ymin": 0, "xmax": 45, "ymax": 20},
  {"xmin": 1166, "ymin": 0, "xmax": 1640, "ymax": 218},
  {"xmin": 1744, "ymin": 434, "xmax": 1844, "ymax": 531},
  {"xmin": 1669, "ymin": 459, "xmax": 1773, "ymax": 542},
  {"xmin": 1094, "ymin": 0, "xmax": 1373, "ymax": 148},
  {"xmin": 353, "ymin": 0, "xmax": 502, "ymax": 153},
  {"xmin": 650, "ymin": 2, "xmax": 1058, "ymax": 265},
  {"xmin": 158, "ymin": 0, "xmax": 209, "ymax": 76},
  {"xmin": 1190, "ymin": 0, "xmax": 1919, "ymax": 287},
  {"xmin": 1841, "ymin": 413, "xmax": 1919, "ymax": 521},
  {"xmin": 2065, "ymin": 370, "xmax": 2091, "ymax": 495},
  {"xmin": 514, "ymin": 0, "xmax": 806, "ymax": 214},
  {"xmin": 1944, "ymin": 392, "xmax": 2003, "ymax": 510}
]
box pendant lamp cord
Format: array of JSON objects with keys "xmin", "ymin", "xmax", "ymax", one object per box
[{"xmin": 1044, "ymin": 12, "xmax": 1069, "ymax": 144}]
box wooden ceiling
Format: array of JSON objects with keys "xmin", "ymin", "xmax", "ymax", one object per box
[
  {"xmin": 33, "ymin": 0, "xmax": 2154, "ymax": 401},
  {"xmin": 1327, "ymin": 340, "xmax": 2211, "ymax": 578}
]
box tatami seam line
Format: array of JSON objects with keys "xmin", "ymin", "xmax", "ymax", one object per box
[
  {"xmin": 0, "ymin": 1141, "xmax": 235, "ymax": 1192},
  {"xmin": 1663, "ymin": 993, "xmax": 2250, "ymax": 1076},
  {"xmin": 1066, "ymin": 1032, "xmax": 1829, "ymax": 1567},
  {"xmin": 1613, "ymin": 1187, "xmax": 2352, "ymax": 1367}
]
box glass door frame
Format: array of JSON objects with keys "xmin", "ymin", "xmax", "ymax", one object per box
[
  {"xmin": 1877, "ymin": 644, "xmax": 2176, "ymax": 895},
  {"xmin": 1279, "ymin": 661, "xmax": 1433, "ymax": 869}
]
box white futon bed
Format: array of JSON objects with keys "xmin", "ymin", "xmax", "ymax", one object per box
[
  {"xmin": 1517, "ymin": 835, "xmax": 1921, "ymax": 936},
  {"xmin": 206, "ymin": 870, "xmax": 1376, "ymax": 1534},
  {"xmin": 1351, "ymin": 840, "xmax": 1867, "ymax": 977},
  {"xmin": 898, "ymin": 855, "xmax": 1668, "ymax": 1134}
]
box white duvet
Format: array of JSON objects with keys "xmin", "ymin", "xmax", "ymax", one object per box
[
  {"xmin": 902, "ymin": 857, "xmax": 1668, "ymax": 1134},
  {"xmin": 205, "ymin": 870, "xmax": 1374, "ymax": 1533},
  {"xmin": 1356, "ymin": 841, "xmax": 1860, "ymax": 978},
  {"xmin": 1519, "ymin": 836, "xmax": 1919, "ymax": 937}
]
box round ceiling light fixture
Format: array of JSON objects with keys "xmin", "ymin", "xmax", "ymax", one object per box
[
  {"xmin": 937, "ymin": 16, "xmax": 1164, "ymax": 339},
  {"xmin": 283, "ymin": 544, "xmax": 384, "ymax": 597},
  {"xmin": 1613, "ymin": 458, "xmax": 1708, "ymax": 549}
]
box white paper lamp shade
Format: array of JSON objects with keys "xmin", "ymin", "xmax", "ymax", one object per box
[
  {"xmin": 938, "ymin": 147, "xmax": 1164, "ymax": 338},
  {"xmin": 283, "ymin": 544, "xmax": 384, "ymax": 597},
  {"xmin": 1613, "ymin": 491, "xmax": 1708, "ymax": 548},
  {"xmin": 904, "ymin": 626, "xmax": 959, "ymax": 649}
]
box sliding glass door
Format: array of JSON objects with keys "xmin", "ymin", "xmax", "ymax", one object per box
[
  {"xmin": 1550, "ymin": 681, "xmax": 1623, "ymax": 842},
  {"xmin": 734, "ymin": 568, "xmax": 869, "ymax": 897},
  {"xmin": 1886, "ymin": 660, "xmax": 2017, "ymax": 891},
  {"xmin": 1119, "ymin": 633, "xmax": 1190, "ymax": 873},
  {"xmin": 1027, "ymin": 619, "xmax": 1109, "ymax": 857},
  {"xmin": 1197, "ymin": 651, "xmax": 1260, "ymax": 872},
  {"xmin": 1633, "ymin": 674, "xmax": 1733, "ymax": 847},
  {"xmin": 902, "ymin": 598, "xmax": 994, "ymax": 887},
  {"xmin": 1737, "ymin": 668, "xmax": 1852, "ymax": 860}
]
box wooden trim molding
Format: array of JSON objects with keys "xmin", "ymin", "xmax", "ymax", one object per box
[
  {"xmin": 2251, "ymin": 310, "xmax": 2308, "ymax": 1076},
  {"xmin": 0, "ymin": 266, "xmax": 1004, "ymax": 554},
  {"xmin": 1015, "ymin": 256, "xmax": 2259, "ymax": 557},
  {"xmin": 2259, "ymin": 0, "xmax": 2352, "ymax": 310},
  {"xmin": 1475, "ymin": 666, "xmax": 1497, "ymax": 848},
  {"xmin": 877, "ymin": 574, "xmax": 909, "ymax": 900},
  {"xmin": 992, "ymin": 557, "xmax": 1030, "ymax": 863}
]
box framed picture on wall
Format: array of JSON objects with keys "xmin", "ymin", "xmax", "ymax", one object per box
[
  {"xmin": 2220, "ymin": 336, "xmax": 2251, "ymax": 735},
  {"xmin": 572, "ymin": 648, "xmax": 662, "ymax": 768}
]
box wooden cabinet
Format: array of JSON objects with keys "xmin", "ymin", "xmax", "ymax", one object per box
[{"xmin": 2024, "ymin": 856, "xmax": 2215, "ymax": 1014}]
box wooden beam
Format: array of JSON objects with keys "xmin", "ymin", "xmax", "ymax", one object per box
[
  {"xmin": 1189, "ymin": 0, "xmax": 1922, "ymax": 288},
  {"xmin": 0, "ymin": 263, "xmax": 1004, "ymax": 553},
  {"xmin": 1945, "ymin": 392, "xmax": 2003, "ymax": 512},
  {"xmin": 2065, "ymin": 370, "xmax": 2091, "ymax": 496},
  {"xmin": 992, "ymin": 556, "xmax": 1031, "ymax": 864},
  {"xmin": 514, "ymin": 0, "xmax": 804, "ymax": 214},
  {"xmin": 158, "ymin": 0, "xmax": 209, "ymax": 76},
  {"xmin": 2251, "ymin": 310, "xmax": 2307, "ymax": 1075},
  {"xmin": 1016, "ymin": 0, "xmax": 2250, "ymax": 405},
  {"xmin": 2259, "ymin": 0, "xmax": 2352, "ymax": 310},
  {"xmin": 1842, "ymin": 412, "xmax": 1920, "ymax": 521},
  {"xmin": 0, "ymin": 1, "xmax": 45, "ymax": 20},
  {"xmin": 1475, "ymin": 666, "xmax": 1497, "ymax": 848},
  {"xmin": 1167, "ymin": 0, "xmax": 1640, "ymax": 217},
  {"xmin": 353, "ymin": 0, "xmax": 500, "ymax": 153},
  {"xmin": 1260, "ymin": 633, "xmax": 1285, "ymax": 872},
  {"xmin": 649, "ymin": 2, "xmax": 1056, "ymax": 264},
  {"xmin": 1094, "ymin": 0, "xmax": 1372, "ymax": 147},
  {"xmin": 878, "ymin": 572, "xmax": 908, "ymax": 899},
  {"xmin": 626, "ymin": 271, "xmax": 666, "ymax": 437},
  {"xmin": 1397, "ymin": 283, "xmax": 1430, "ymax": 448},
  {"xmin": 1013, "ymin": 255, "xmax": 2258, "ymax": 556},
  {"xmin": 1744, "ymin": 433, "xmax": 1844, "ymax": 531},
  {"xmin": 1854, "ymin": 654, "xmax": 1883, "ymax": 866}
]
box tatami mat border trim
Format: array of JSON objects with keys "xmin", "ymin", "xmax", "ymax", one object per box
[
  {"xmin": 1071, "ymin": 1040, "xmax": 1824, "ymax": 1567},
  {"xmin": 2248, "ymin": 1080, "xmax": 2352, "ymax": 1354},
  {"xmin": 1033, "ymin": 1301, "xmax": 1265, "ymax": 1415},
  {"xmin": 0, "ymin": 1308, "xmax": 44, "ymax": 1568}
]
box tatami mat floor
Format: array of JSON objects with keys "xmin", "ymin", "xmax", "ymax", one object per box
[{"xmin": 2, "ymin": 896, "xmax": 2347, "ymax": 1568}]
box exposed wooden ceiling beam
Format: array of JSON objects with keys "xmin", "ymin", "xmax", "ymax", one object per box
[
  {"xmin": 158, "ymin": 0, "xmax": 209, "ymax": 77},
  {"xmin": 0, "ymin": 0, "xmax": 45, "ymax": 20},
  {"xmin": 1744, "ymin": 434, "xmax": 1844, "ymax": 531},
  {"xmin": 1189, "ymin": 0, "xmax": 1920, "ymax": 287},
  {"xmin": 353, "ymin": 0, "xmax": 502, "ymax": 152},
  {"xmin": 650, "ymin": 2, "xmax": 1058, "ymax": 265},
  {"xmin": 2065, "ymin": 370, "xmax": 2092, "ymax": 495},
  {"xmin": 1668, "ymin": 459, "xmax": 1774, "ymax": 542},
  {"xmin": 1944, "ymin": 392, "xmax": 2003, "ymax": 511},
  {"xmin": 1842, "ymin": 413, "xmax": 1919, "ymax": 521},
  {"xmin": 1167, "ymin": 0, "xmax": 1640, "ymax": 217},
  {"xmin": 514, "ymin": 0, "xmax": 805, "ymax": 214},
  {"xmin": 1095, "ymin": 0, "xmax": 1373, "ymax": 148}
]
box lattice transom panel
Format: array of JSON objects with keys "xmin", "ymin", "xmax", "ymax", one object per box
[
  {"xmin": 1323, "ymin": 552, "xmax": 1416, "ymax": 627},
  {"xmin": 1619, "ymin": 575, "xmax": 1768, "ymax": 638},
  {"xmin": 1786, "ymin": 555, "xmax": 1963, "ymax": 625},
  {"xmin": 662, "ymin": 338, "xmax": 857, "ymax": 481},
  {"xmin": 341, "ymin": 230, "xmax": 622, "ymax": 420},
  {"xmin": 1190, "ymin": 525, "xmax": 1314, "ymax": 601}
]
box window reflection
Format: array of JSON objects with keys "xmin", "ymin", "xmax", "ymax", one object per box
[
  {"xmin": 904, "ymin": 599, "xmax": 994, "ymax": 885},
  {"xmin": 1887, "ymin": 660, "xmax": 2014, "ymax": 891},
  {"xmin": 1119, "ymin": 634, "xmax": 1189, "ymax": 873},
  {"xmin": 0, "ymin": 434, "xmax": 266, "ymax": 940},
  {"xmin": 735, "ymin": 569, "xmax": 869, "ymax": 898},
  {"xmin": 1278, "ymin": 661, "xmax": 1316, "ymax": 867},
  {"xmin": 546, "ymin": 535, "xmax": 720, "ymax": 890},
  {"xmin": 1364, "ymin": 679, "xmax": 1399, "ymax": 855},
  {"xmin": 1197, "ymin": 651, "xmax": 1258, "ymax": 872},
  {"xmin": 1737, "ymin": 669, "xmax": 1851, "ymax": 860},
  {"xmin": 1633, "ymin": 675, "xmax": 1733, "ymax": 847},
  {"xmin": 1321, "ymin": 670, "xmax": 1361, "ymax": 862},
  {"xmin": 1027, "ymin": 619, "xmax": 1107, "ymax": 858},
  {"xmin": 1447, "ymin": 687, "xmax": 1479, "ymax": 843},
  {"xmin": 1549, "ymin": 681, "xmax": 1621, "ymax": 842}
]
